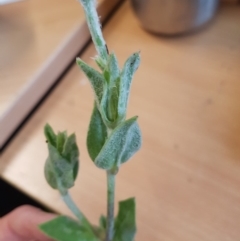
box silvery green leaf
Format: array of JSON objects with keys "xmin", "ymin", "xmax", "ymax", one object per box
[
  {"xmin": 108, "ymin": 53, "xmax": 120, "ymax": 85},
  {"xmin": 45, "ymin": 144, "xmax": 76, "ymax": 192},
  {"xmin": 76, "ymin": 58, "xmax": 105, "ymax": 104},
  {"xmin": 118, "ymin": 52, "xmax": 140, "ymax": 121},
  {"xmin": 44, "ymin": 124, "xmax": 80, "ymax": 193},
  {"xmin": 39, "ymin": 215, "xmax": 99, "ymax": 241},
  {"xmin": 44, "ymin": 156, "xmax": 58, "ymax": 189},
  {"xmin": 107, "ymin": 86, "xmax": 118, "ymax": 122},
  {"xmin": 62, "ymin": 134, "xmax": 79, "ymax": 180},
  {"xmin": 87, "ymin": 103, "xmax": 108, "ymax": 161},
  {"xmin": 99, "ymin": 54, "xmax": 120, "ymax": 126},
  {"xmin": 106, "ymin": 53, "xmax": 120, "ymax": 122},
  {"xmin": 100, "ymin": 84, "xmax": 118, "ymax": 124},
  {"xmin": 99, "ymin": 55, "xmax": 119, "ymax": 124},
  {"xmin": 103, "ymin": 69, "xmax": 110, "ymax": 83},
  {"xmin": 95, "ymin": 116, "xmax": 142, "ymax": 169},
  {"xmin": 99, "ymin": 85, "xmax": 118, "ymax": 129},
  {"xmin": 62, "ymin": 134, "xmax": 79, "ymax": 164},
  {"xmin": 95, "ymin": 55, "xmax": 106, "ymax": 71},
  {"xmin": 113, "ymin": 198, "xmax": 136, "ymax": 241}
]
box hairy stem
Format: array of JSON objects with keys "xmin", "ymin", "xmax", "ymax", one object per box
[
  {"xmin": 106, "ymin": 170, "xmax": 115, "ymax": 241},
  {"xmin": 78, "ymin": 0, "xmax": 108, "ymax": 61},
  {"xmin": 61, "ymin": 191, "xmax": 92, "ymax": 232}
]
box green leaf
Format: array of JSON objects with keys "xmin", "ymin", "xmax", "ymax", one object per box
[
  {"xmin": 44, "ymin": 157, "xmax": 58, "ymax": 189},
  {"xmin": 107, "ymin": 53, "xmax": 120, "ymax": 122},
  {"xmin": 76, "ymin": 58, "xmax": 105, "ymax": 104},
  {"xmin": 87, "ymin": 103, "xmax": 108, "ymax": 161},
  {"xmin": 62, "ymin": 134, "xmax": 79, "ymax": 165},
  {"xmin": 98, "ymin": 54, "xmax": 120, "ymax": 126},
  {"xmin": 45, "ymin": 144, "xmax": 76, "ymax": 192},
  {"xmin": 118, "ymin": 52, "xmax": 140, "ymax": 121},
  {"xmin": 108, "ymin": 53, "xmax": 119, "ymax": 85},
  {"xmin": 95, "ymin": 56, "xmax": 106, "ymax": 71},
  {"xmin": 103, "ymin": 69, "xmax": 110, "ymax": 83},
  {"xmin": 99, "ymin": 85, "xmax": 112, "ymax": 128},
  {"xmin": 113, "ymin": 198, "xmax": 136, "ymax": 241},
  {"xmin": 100, "ymin": 88, "xmax": 119, "ymax": 128},
  {"xmin": 56, "ymin": 131, "xmax": 67, "ymax": 154},
  {"xmin": 44, "ymin": 123, "xmax": 57, "ymax": 146},
  {"xmin": 107, "ymin": 87, "xmax": 118, "ymax": 122},
  {"xmin": 39, "ymin": 215, "xmax": 99, "ymax": 241},
  {"xmin": 62, "ymin": 134, "xmax": 79, "ymax": 181},
  {"xmin": 94, "ymin": 116, "xmax": 142, "ymax": 169},
  {"xmin": 44, "ymin": 124, "xmax": 80, "ymax": 192}
]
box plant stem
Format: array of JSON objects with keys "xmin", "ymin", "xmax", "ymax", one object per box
[
  {"xmin": 61, "ymin": 191, "xmax": 92, "ymax": 231},
  {"xmin": 78, "ymin": 0, "xmax": 108, "ymax": 61},
  {"xmin": 106, "ymin": 170, "xmax": 115, "ymax": 241}
]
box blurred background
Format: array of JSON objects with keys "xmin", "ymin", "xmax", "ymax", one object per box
[{"xmin": 0, "ymin": 0, "xmax": 240, "ymax": 240}]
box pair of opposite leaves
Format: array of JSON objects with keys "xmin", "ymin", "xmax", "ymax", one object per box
[
  {"xmin": 40, "ymin": 198, "xmax": 136, "ymax": 241},
  {"xmin": 43, "ymin": 125, "xmax": 137, "ymax": 241},
  {"xmin": 78, "ymin": 52, "xmax": 142, "ymax": 171},
  {"xmin": 44, "ymin": 52, "xmax": 142, "ymax": 192}
]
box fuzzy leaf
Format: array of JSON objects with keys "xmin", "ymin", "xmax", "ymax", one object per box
[
  {"xmin": 95, "ymin": 116, "xmax": 142, "ymax": 169},
  {"xmin": 44, "ymin": 124, "xmax": 79, "ymax": 193},
  {"xmin": 45, "ymin": 144, "xmax": 76, "ymax": 192},
  {"xmin": 99, "ymin": 54, "xmax": 120, "ymax": 125},
  {"xmin": 107, "ymin": 86, "xmax": 118, "ymax": 122},
  {"xmin": 44, "ymin": 157, "xmax": 58, "ymax": 189},
  {"xmin": 62, "ymin": 134, "xmax": 79, "ymax": 180},
  {"xmin": 76, "ymin": 58, "xmax": 105, "ymax": 104},
  {"xmin": 113, "ymin": 198, "xmax": 136, "ymax": 241},
  {"xmin": 100, "ymin": 88, "xmax": 119, "ymax": 128},
  {"xmin": 103, "ymin": 69, "xmax": 110, "ymax": 83},
  {"xmin": 108, "ymin": 53, "xmax": 119, "ymax": 85},
  {"xmin": 99, "ymin": 85, "xmax": 115, "ymax": 128},
  {"xmin": 39, "ymin": 216, "xmax": 99, "ymax": 241},
  {"xmin": 95, "ymin": 56, "xmax": 106, "ymax": 71},
  {"xmin": 106, "ymin": 53, "xmax": 120, "ymax": 122},
  {"xmin": 87, "ymin": 103, "xmax": 108, "ymax": 161},
  {"xmin": 118, "ymin": 52, "xmax": 140, "ymax": 120}
]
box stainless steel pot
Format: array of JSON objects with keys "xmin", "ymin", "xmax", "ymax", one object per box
[{"xmin": 130, "ymin": 0, "xmax": 219, "ymax": 35}]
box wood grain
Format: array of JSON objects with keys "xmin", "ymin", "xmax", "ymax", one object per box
[{"xmin": 1, "ymin": 2, "xmax": 240, "ymax": 241}]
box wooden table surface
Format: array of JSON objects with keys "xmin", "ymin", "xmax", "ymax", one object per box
[
  {"xmin": 0, "ymin": 0, "xmax": 84, "ymax": 115},
  {"xmin": 1, "ymin": 2, "xmax": 240, "ymax": 241}
]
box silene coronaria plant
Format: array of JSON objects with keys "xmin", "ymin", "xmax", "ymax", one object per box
[{"xmin": 39, "ymin": 1, "xmax": 142, "ymax": 241}]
